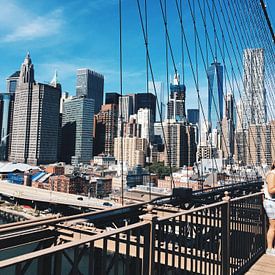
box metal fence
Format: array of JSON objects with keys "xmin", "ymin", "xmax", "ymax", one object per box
[{"xmin": 0, "ymin": 192, "xmax": 266, "ymax": 275}]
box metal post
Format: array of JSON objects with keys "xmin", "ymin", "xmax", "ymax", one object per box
[
  {"xmin": 221, "ymin": 192, "xmax": 230, "ymax": 275},
  {"xmin": 54, "ymin": 252, "xmax": 62, "ymax": 275},
  {"xmin": 15, "ymin": 263, "xmax": 21, "ymax": 275},
  {"xmin": 140, "ymin": 205, "xmax": 158, "ymax": 275}
]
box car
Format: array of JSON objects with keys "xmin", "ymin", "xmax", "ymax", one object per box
[
  {"xmin": 103, "ymin": 202, "xmax": 112, "ymax": 207},
  {"xmin": 77, "ymin": 197, "xmax": 83, "ymax": 201}
]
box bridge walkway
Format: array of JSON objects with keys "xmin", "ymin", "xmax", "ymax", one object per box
[{"xmin": 246, "ymin": 254, "xmax": 275, "ymax": 274}]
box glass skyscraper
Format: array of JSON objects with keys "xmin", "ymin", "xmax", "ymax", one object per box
[
  {"xmin": 0, "ymin": 71, "xmax": 19, "ymax": 160},
  {"xmin": 61, "ymin": 96, "xmax": 94, "ymax": 165},
  {"xmin": 76, "ymin": 68, "xmax": 104, "ymax": 114},
  {"xmin": 187, "ymin": 109, "xmax": 199, "ymax": 125},
  {"xmin": 207, "ymin": 61, "xmax": 223, "ymax": 130}
]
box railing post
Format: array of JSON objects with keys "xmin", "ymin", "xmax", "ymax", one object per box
[
  {"xmin": 221, "ymin": 191, "xmax": 230, "ymax": 275},
  {"xmin": 140, "ymin": 204, "xmax": 158, "ymax": 275}
]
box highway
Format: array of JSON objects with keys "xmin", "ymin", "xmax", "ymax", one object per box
[{"xmin": 0, "ymin": 180, "xmax": 116, "ymax": 209}]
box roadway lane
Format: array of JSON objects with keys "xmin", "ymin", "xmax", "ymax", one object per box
[{"xmin": 0, "ymin": 180, "xmax": 116, "ymax": 209}]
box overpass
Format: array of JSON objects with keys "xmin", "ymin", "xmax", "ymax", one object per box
[{"xmin": 0, "ymin": 181, "xmax": 117, "ymax": 210}]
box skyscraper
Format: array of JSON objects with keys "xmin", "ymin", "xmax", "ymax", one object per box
[
  {"xmin": 94, "ymin": 103, "xmax": 119, "ymax": 156},
  {"xmin": 118, "ymin": 95, "xmax": 134, "ymax": 123},
  {"xmin": 163, "ymin": 121, "xmax": 196, "ymax": 167},
  {"xmin": 167, "ymin": 74, "xmax": 186, "ymax": 122},
  {"xmin": 187, "ymin": 109, "xmax": 199, "ymax": 125},
  {"xmin": 137, "ymin": 108, "xmax": 153, "ymax": 142},
  {"xmin": 133, "ymin": 93, "xmax": 156, "ymax": 122},
  {"xmin": 242, "ymin": 48, "xmax": 266, "ymax": 128},
  {"xmin": 207, "ymin": 60, "xmax": 223, "ymax": 131},
  {"xmin": 76, "ymin": 69, "xmax": 104, "ymax": 113},
  {"xmin": 61, "ymin": 96, "xmax": 94, "ymax": 165},
  {"xmin": 222, "ymin": 93, "xmax": 235, "ymax": 160},
  {"xmin": 105, "ymin": 92, "xmax": 120, "ymax": 105},
  {"xmin": 0, "ymin": 71, "xmax": 20, "ymax": 160},
  {"xmin": 149, "ymin": 81, "xmax": 165, "ymax": 121},
  {"xmin": 0, "ymin": 93, "xmax": 15, "ymax": 160},
  {"xmin": 9, "ymin": 53, "xmax": 61, "ymax": 165},
  {"xmin": 6, "ymin": 71, "xmax": 20, "ymax": 94}
]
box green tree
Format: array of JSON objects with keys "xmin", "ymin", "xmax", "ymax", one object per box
[{"xmin": 147, "ymin": 162, "xmax": 178, "ymax": 179}]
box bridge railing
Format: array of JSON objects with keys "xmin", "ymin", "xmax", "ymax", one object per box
[
  {"xmin": 0, "ymin": 220, "xmax": 152, "ymax": 275},
  {"xmin": 150, "ymin": 191, "xmax": 266, "ymax": 275},
  {"xmin": 0, "ymin": 192, "xmax": 266, "ymax": 275}
]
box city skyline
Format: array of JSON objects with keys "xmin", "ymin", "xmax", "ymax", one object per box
[{"xmin": 0, "ymin": 0, "xmax": 274, "ymax": 111}]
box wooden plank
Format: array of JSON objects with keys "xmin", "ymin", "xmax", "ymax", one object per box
[{"xmin": 246, "ymin": 254, "xmax": 275, "ymax": 274}]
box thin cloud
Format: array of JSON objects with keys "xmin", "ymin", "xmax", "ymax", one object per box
[{"xmin": 0, "ymin": 2, "xmax": 64, "ymax": 43}]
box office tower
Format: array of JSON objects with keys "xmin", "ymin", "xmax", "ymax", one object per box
[
  {"xmin": 0, "ymin": 93, "xmax": 15, "ymax": 160},
  {"xmin": 221, "ymin": 93, "xmax": 235, "ymax": 160},
  {"xmin": 9, "ymin": 53, "xmax": 61, "ymax": 165},
  {"xmin": 137, "ymin": 108, "xmax": 153, "ymax": 142},
  {"xmin": 133, "ymin": 93, "xmax": 156, "ymax": 122},
  {"xmin": 163, "ymin": 121, "xmax": 191, "ymax": 168},
  {"xmin": 149, "ymin": 81, "xmax": 165, "ymax": 121},
  {"xmin": 186, "ymin": 125, "xmax": 197, "ymax": 166},
  {"xmin": 242, "ymin": 48, "xmax": 266, "ymax": 128},
  {"xmin": 76, "ymin": 68, "xmax": 104, "ymax": 113},
  {"xmin": 187, "ymin": 109, "xmax": 199, "ymax": 124},
  {"xmin": 167, "ymin": 74, "xmax": 186, "ymax": 122},
  {"xmin": 207, "ymin": 60, "xmax": 223, "ymax": 131},
  {"xmin": 93, "ymin": 104, "xmax": 119, "ymax": 156},
  {"xmin": 6, "ymin": 71, "xmax": 20, "ymax": 94},
  {"xmin": 61, "ymin": 96, "xmax": 94, "ymax": 165},
  {"xmin": 1, "ymin": 71, "xmax": 20, "ymax": 160},
  {"xmin": 105, "ymin": 92, "xmax": 120, "ymax": 105},
  {"xmin": 60, "ymin": 92, "xmax": 71, "ymax": 113},
  {"xmin": 118, "ymin": 95, "xmax": 134, "ymax": 123}
]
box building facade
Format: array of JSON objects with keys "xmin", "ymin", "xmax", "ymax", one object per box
[
  {"xmin": 0, "ymin": 93, "xmax": 15, "ymax": 160},
  {"xmin": 137, "ymin": 108, "xmax": 153, "ymax": 142},
  {"xmin": 76, "ymin": 68, "xmax": 104, "ymax": 113},
  {"xmin": 167, "ymin": 74, "xmax": 186, "ymax": 122},
  {"xmin": 93, "ymin": 103, "xmax": 119, "ymax": 156},
  {"xmin": 114, "ymin": 137, "xmax": 148, "ymax": 168},
  {"xmin": 133, "ymin": 93, "xmax": 156, "ymax": 122},
  {"xmin": 163, "ymin": 120, "xmax": 195, "ymax": 168},
  {"xmin": 105, "ymin": 92, "xmax": 120, "ymax": 105},
  {"xmin": 242, "ymin": 48, "xmax": 266, "ymax": 128},
  {"xmin": 207, "ymin": 61, "xmax": 223, "ymax": 131},
  {"xmin": 221, "ymin": 93, "xmax": 235, "ymax": 161},
  {"xmin": 61, "ymin": 96, "xmax": 94, "ymax": 165},
  {"xmin": 9, "ymin": 53, "xmax": 61, "ymax": 165},
  {"xmin": 187, "ymin": 109, "xmax": 199, "ymax": 125},
  {"xmin": 149, "ymin": 81, "xmax": 165, "ymax": 121}
]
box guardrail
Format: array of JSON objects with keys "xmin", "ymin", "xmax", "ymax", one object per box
[{"xmin": 0, "ymin": 192, "xmax": 266, "ymax": 275}]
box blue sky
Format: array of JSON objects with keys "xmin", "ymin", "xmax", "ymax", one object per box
[{"xmin": 0, "ymin": 0, "xmax": 274, "ymax": 109}]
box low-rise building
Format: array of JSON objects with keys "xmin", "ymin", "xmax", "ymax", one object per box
[
  {"xmin": 45, "ymin": 164, "xmax": 65, "ymax": 175},
  {"xmin": 93, "ymin": 155, "xmax": 116, "ymax": 166},
  {"xmin": 49, "ymin": 174, "xmax": 89, "ymax": 195},
  {"xmin": 89, "ymin": 177, "xmax": 112, "ymax": 198}
]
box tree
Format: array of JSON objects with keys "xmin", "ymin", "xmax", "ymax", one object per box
[{"xmin": 147, "ymin": 162, "xmax": 177, "ymax": 179}]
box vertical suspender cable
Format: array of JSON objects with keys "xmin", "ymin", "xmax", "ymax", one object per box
[{"xmin": 119, "ymin": 0, "xmax": 124, "ymax": 206}]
